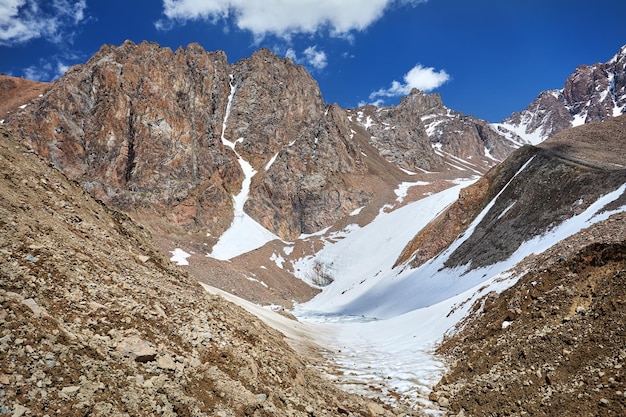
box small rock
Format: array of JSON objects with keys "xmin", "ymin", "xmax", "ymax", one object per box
[
  {"xmin": 136, "ymin": 254, "xmax": 150, "ymax": 263},
  {"xmin": 61, "ymin": 385, "xmax": 80, "ymax": 395},
  {"xmin": 21, "ymin": 298, "xmax": 47, "ymax": 317},
  {"xmin": 44, "ymin": 352, "xmax": 56, "ymax": 368},
  {"xmin": 0, "ymin": 374, "xmax": 9, "ymax": 384},
  {"xmin": 367, "ymin": 401, "xmax": 385, "ymax": 415},
  {"xmin": 156, "ymin": 354, "xmax": 176, "ymax": 371},
  {"xmin": 12, "ymin": 404, "xmax": 28, "ymax": 417},
  {"xmin": 257, "ymin": 393, "xmax": 267, "ymax": 402},
  {"xmin": 599, "ymin": 398, "xmax": 609, "ymax": 406},
  {"xmin": 437, "ymin": 396, "xmax": 450, "ymax": 407},
  {"xmin": 116, "ymin": 336, "xmax": 157, "ymax": 362},
  {"xmin": 24, "ymin": 254, "xmax": 38, "ymax": 263}
]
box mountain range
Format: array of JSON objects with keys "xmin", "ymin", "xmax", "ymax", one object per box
[{"xmin": 1, "ymin": 41, "xmax": 625, "ymax": 416}]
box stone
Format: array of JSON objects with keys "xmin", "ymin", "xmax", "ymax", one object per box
[
  {"xmin": 156, "ymin": 354, "xmax": 176, "ymax": 371},
  {"xmin": 21, "ymin": 298, "xmax": 47, "ymax": 317},
  {"xmin": 437, "ymin": 396, "xmax": 450, "ymax": 408},
  {"xmin": 116, "ymin": 336, "xmax": 157, "ymax": 362},
  {"xmin": 11, "ymin": 404, "xmax": 28, "ymax": 417},
  {"xmin": 366, "ymin": 402, "xmax": 385, "ymax": 415},
  {"xmin": 61, "ymin": 386, "xmax": 80, "ymax": 395}
]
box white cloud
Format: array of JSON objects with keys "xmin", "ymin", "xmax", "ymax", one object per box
[
  {"xmin": 284, "ymin": 45, "xmax": 328, "ymax": 71},
  {"xmin": 0, "ymin": 0, "xmax": 87, "ymax": 46},
  {"xmin": 302, "ymin": 46, "xmax": 327, "ymax": 69},
  {"xmin": 22, "ymin": 58, "xmax": 71, "ymax": 81},
  {"xmin": 369, "ymin": 64, "xmax": 450, "ymax": 99},
  {"xmin": 158, "ymin": 0, "xmax": 427, "ymax": 39}
]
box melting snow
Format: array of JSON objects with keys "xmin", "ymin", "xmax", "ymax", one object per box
[
  {"xmin": 270, "ymin": 252, "xmax": 285, "ymax": 269},
  {"xmin": 350, "ymin": 206, "xmax": 365, "ymax": 216},
  {"xmin": 170, "ymin": 248, "xmax": 191, "ymax": 266},
  {"xmin": 291, "ymin": 155, "xmax": 626, "ymax": 408},
  {"xmin": 395, "ymin": 181, "xmax": 429, "ymax": 203},
  {"xmin": 208, "ymin": 77, "xmax": 280, "ymax": 260}
]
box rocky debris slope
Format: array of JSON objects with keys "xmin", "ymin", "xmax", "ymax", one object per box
[
  {"xmin": 433, "ymin": 213, "xmax": 626, "ymax": 416},
  {"xmin": 396, "ymin": 115, "xmax": 626, "ymax": 272},
  {"xmin": 497, "ymin": 44, "xmax": 626, "ymax": 143},
  {"xmin": 0, "ymin": 125, "xmax": 400, "ymax": 416}
]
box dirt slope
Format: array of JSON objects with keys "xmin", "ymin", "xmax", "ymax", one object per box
[
  {"xmin": 0, "ymin": 74, "xmax": 49, "ymax": 118},
  {"xmin": 434, "ymin": 216, "xmax": 626, "ymax": 416}
]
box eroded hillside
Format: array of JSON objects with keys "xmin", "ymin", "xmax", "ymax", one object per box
[{"xmin": 0, "ymin": 125, "xmax": 397, "ymax": 416}]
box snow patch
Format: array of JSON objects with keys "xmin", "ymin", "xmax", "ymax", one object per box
[
  {"xmin": 270, "ymin": 252, "xmax": 285, "ymax": 269},
  {"xmin": 170, "ymin": 248, "xmax": 191, "ymax": 266},
  {"xmin": 350, "ymin": 206, "xmax": 365, "ymax": 216},
  {"xmin": 395, "ymin": 181, "xmax": 429, "ymax": 203}
]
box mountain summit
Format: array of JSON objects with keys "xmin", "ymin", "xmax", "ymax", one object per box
[{"xmin": 496, "ymin": 44, "xmax": 626, "ymax": 144}]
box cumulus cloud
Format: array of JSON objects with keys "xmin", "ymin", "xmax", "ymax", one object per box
[
  {"xmin": 0, "ymin": 0, "xmax": 87, "ymax": 46},
  {"xmin": 369, "ymin": 64, "xmax": 450, "ymax": 99},
  {"xmin": 158, "ymin": 0, "xmax": 427, "ymax": 39},
  {"xmin": 284, "ymin": 46, "xmax": 328, "ymax": 70}
]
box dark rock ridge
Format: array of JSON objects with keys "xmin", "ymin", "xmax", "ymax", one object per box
[
  {"xmin": 397, "ymin": 114, "xmax": 626, "ymax": 272},
  {"xmin": 499, "ymin": 44, "xmax": 626, "ymax": 142}
]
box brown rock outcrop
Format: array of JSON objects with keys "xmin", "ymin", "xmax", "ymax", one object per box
[
  {"xmin": 7, "ymin": 41, "xmax": 376, "ymax": 240},
  {"xmin": 353, "ymin": 89, "xmax": 515, "ymax": 176},
  {"xmin": 8, "ymin": 41, "xmax": 238, "ymax": 237},
  {"xmin": 225, "ymin": 48, "xmax": 371, "ymax": 238}
]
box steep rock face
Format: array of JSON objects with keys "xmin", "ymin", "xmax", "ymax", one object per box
[
  {"xmin": 8, "ymin": 41, "xmax": 238, "ymax": 236},
  {"xmin": 8, "ymin": 42, "xmax": 373, "ymax": 241},
  {"xmin": 499, "ymin": 44, "xmax": 626, "ymax": 143},
  {"xmin": 352, "ymin": 89, "xmax": 516, "ymax": 176},
  {"xmin": 226, "ymin": 49, "xmax": 370, "ymax": 238},
  {"xmin": 354, "ymin": 94, "xmax": 441, "ymax": 173}
]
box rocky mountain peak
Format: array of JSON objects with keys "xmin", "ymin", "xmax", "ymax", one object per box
[
  {"xmin": 6, "ymin": 41, "xmax": 382, "ymax": 241},
  {"xmin": 498, "ymin": 43, "xmax": 626, "ymax": 143},
  {"xmin": 397, "ymin": 88, "xmax": 445, "ymax": 115}
]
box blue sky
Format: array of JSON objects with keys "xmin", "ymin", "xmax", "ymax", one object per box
[{"xmin": 1, "ymin": 0, "xmax": 625, "ymax": 122}]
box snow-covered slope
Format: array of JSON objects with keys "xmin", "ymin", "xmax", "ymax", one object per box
[{"xmin": 290, "ymin": 147, "xmax": 626, "ymax": 408}]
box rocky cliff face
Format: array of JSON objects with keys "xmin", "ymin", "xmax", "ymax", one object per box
[
  {"xmin": 7, "ymin": 41, "xmax": 378, "ymax": 241},
  {"xmin": 227, "ymin": 49, "xmax": 370, "ymax": 238},
  {"xmin": 498, "ymin": 44, "xmax": 626, "ymax": 143},
  {"xmin": 9, "ymin": 41, "xmax": 238, "ymax": 236},
  {"xmin": 351, "ymin": 89, "xmax": 517, "ymax": 176}
]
